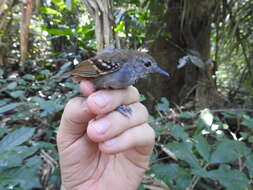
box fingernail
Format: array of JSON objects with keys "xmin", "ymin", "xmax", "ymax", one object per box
[
  {"xmin": 91, "ymin": 119, "xmax": 110, "ymax": 134},
  {"xmin": 91, "ymin": 93, "xmax": 109, "ymax": 108},
  {"xmin": 105, "ymin": 138, "xmax": 117, "ymax": 146}
]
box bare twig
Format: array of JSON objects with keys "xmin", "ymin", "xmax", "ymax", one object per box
[
  {"xmin": 159, "ymin": 144, "xmax": 178, "ymax": 161},
  {"xmin": 40, "ymin": 149, "xmax": 59, "ymax": 169}
]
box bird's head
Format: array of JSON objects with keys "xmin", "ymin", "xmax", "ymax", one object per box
[{"xmin": 135, "ymin": 52, "xmax": 170, "ymax": 77}]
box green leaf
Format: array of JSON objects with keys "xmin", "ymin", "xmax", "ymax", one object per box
[
  {"xmin": 194, "ymin": 135, "xmax": 211, "ymax": 162},
  {"xmin": 52, "ymin": 0, "xmax": 67, "ymax": 10},
  {"xmin": 245, "ymin": 155, "xmax": 253, "ymax": 178},
  {"xmin": 0, "ymin": 99, "xmax": 11, "ymax": 107},
  {"xmin": 193, "ymin": 165, "xmax": 249, "ymax": 190},
  {"xmin": 32, "ymin": 96, "xmax": 62, "ymax": 115},
  {"xmin": 0, "ymin": 127, "xmax": 35, "ymax": 152},
  {"xmin": 6, "ymin": 82, "xmax": 17, "ymax": 90},
  {"xmin": 0, "ymin": 184, "xmax": 4, "ymax": 190},
  {"xmin": 33, "ymin": 141, "xmax": 55, "ymax": 150},
  {"xmin": 0, "ymin": 150, "xmax": 23, "ymax": 168},
  {"xmin": 2, "ymin": 163, "xmax": 42, "ymax": 189},
  {"xmin": 26, "ymin": 156, "xmax": 42, "ymax": 168},
  {"xmin": 152, "ymin": 163, "xmax": 176, "ymax": 182},
  {"xmin": 151, "ymin": 163, "xmax": 191, "ymax": 190},
  {"xmin": 0, "ymin": 102, "xmax": 24, "ymax": 114},
  {"xmin": 153, "ymin": 123, "xmax": 167, "ymax": 134},
  {"xmin": 156, "ymin": 97, "xmax": 170, "ymax": 112},
  {"xmin": 63, "ymin": 82, "xmax": 79, "ymax": 90},
  {"xmin": 41, "ymin": 69, "xmax": 50, "ymax": 76},
  {"xmin": 170, "ymin": 124, "xmax": 188, "ymax": 140},
  {"xmin": 55, "ymin": 61, "xmax": 72, "ymax": 77},
  {"xmin": 179, "ymin": 111, "xmax": 197, "ymax": 119},
  {"xmin": 0, "ymin": 128, "xmax": 4, "ymax": 139},
  {"xmin": 43, "ymin": 27, "xmax": 73, "ymax": 36},
  {"xmin": 15, "ymin": 146, "xmax": 39, "ymax": 161},
  {"xmin": 10, "ymin": 90, "xmax": 25, "ymax": 98},
  {"xmin": 241, "ymin": 115, "xmax": 253, "ymax": 128},
  {"xmin": 22, "ymin": 74, "xmax": 35, "ymax": 81},
  {"xmin": 210, "ymin": 139, "xmax": 251, "ymax": 163},
  {"xmin": 248, "ymin": 136, "xmax": 253, "ymax": 144},
  {"xmin": 39, "ymin": 7, "xmax": 61, "ymax": 15},
  {"xmin": 166, "ymin": 142, "xmax": 200, "ymax": 168},
  {"xmin": 137, "ymin": 184, "xmax": 145, "ymax": 190}
]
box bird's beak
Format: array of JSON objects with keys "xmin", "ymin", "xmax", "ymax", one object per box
[{"xmin": 152, "ymin": 66, "xmax": 170, "ymax": 77}]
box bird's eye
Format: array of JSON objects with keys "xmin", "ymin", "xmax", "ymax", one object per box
[{"xmin": 144, "ymin": 61, "xmax": 152, "ymax": 67}]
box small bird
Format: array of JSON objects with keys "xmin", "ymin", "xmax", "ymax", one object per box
[{"xmin": 60, "ymin": 48, "xmax": 170, "ymax": 117}]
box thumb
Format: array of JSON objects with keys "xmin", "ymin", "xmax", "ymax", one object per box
[{"xmin": 57, "ymin": 97, "xmax": 95, "ymax": 151}]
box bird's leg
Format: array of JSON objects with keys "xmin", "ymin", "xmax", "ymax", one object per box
[{"xmin": 116, "ymin": 105, "xmax": 132, "ymax": 118}]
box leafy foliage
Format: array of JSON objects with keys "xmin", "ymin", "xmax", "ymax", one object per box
[
  {"xmin": 149, "ymin": 97, "xmax": 253, "ymax": 189},
  {"xmin": 0, "ymin": 63, "xmax": 79, "ymax": 189}
]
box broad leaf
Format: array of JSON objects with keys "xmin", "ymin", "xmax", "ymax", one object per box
[
  {"xmin": 166, "ymin": 142, "xmax": 200, "ymax": 168},
  {"xmin": 156, "ymin": 97, "xmax": 170, "ymax": 112},
  {"xmin": 170, "ymin": 124, "xmax": 188, "ymax": 140},
  {"xmin": 245, "ymin": 155, "xmax": 253, "ymax": 178},
  {"xmin": 0, "ymin": 99, "xmax": 11, "ymax": 107},
  {"xmin": 10, "ymin": 91, "xmax": 25, "ymax": 98},
  {"xmin": 194, "ymin": 135, "xmax": 211, "ymax": 162},
  {"xmin": 0, "ymin": 127, "xmax": 35, "ymax": 152},
  {"xmin": 0, "ymin": 103, "xmax": 23, "ymax": 114},
  {"xmin": 40, "ymin": 7, "xmax": 61, "ymax": 15},
  {"xmin": 193, "ymin": 165, "xmax": 249, "ymax": 190},
  {"xmin": 241, "ymin": 115, "xmax": 253, "ymax": 128},
  {"xmin": 52, "ymin": 0, "xmax": 67, "ymax": 10},
  {"xmin": 2, "ymin": 159, "xmax": 42, "ymax": 189},
  {"xmin": 6, "ymin": 82, "xmax": 17, "ymax": 89},
  {"xmin": 22, "ymin": 74, "xmax": 35, "ymax": 81},
  {"xmin": 0, "ymin": 150, "xmax": 23, "ymax": 168},
  {"xmin": 152, "ymin": 163, "xmax": 191, "ymax": 190},
  {"xmin": 179, "ymin": 111, "xmax": 197, "ymax": 119},
  {"xmin": 210, "ymin": 139, "xmax": 251, "ymax": 163}
]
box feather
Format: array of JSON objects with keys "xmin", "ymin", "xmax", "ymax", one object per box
[{"xmin": 67, "ymin": 57, "xmax": 121, "ymax": 79}]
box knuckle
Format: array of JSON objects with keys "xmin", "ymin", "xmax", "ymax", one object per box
[
  {"xmin": 66, "ymin": 97, "xmax": 82, "ymax": 108},
  {"xmin": 137, "ymin": 103, "xmax": 149, "ymax": 119},
  {"xmin": 128, "ymin": 86, "xmax": 140, "ymax": 101},
  {"xmin": 145, "ymin": 124, "xmax": 156, "ymax": 144}
]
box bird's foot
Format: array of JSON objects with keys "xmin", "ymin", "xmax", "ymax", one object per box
[{"xmin": 116, "ymin": 105, "xmax": 132, "ymax": 118}]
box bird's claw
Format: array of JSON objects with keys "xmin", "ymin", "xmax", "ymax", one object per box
[{"xmin": 116, "ymin": 105, "xmax": 132, "ymax": 118}]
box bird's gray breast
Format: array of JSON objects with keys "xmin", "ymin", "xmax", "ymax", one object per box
[{"xmin": 94, "ymin": 64, "xmax": 138, "ymax": 89}]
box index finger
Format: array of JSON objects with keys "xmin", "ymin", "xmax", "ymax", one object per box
[{"xmin": 86, "ymin": 86, "xmax": 140, "ymax": 115}]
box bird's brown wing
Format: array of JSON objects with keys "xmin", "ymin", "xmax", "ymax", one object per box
[
  {"xmin": 71, "ymin": 59, "xmax": 99, "ymax": 77},
  {"xmin": 71, "ymin": 58, "xmax": 121, "ymax": 78}
]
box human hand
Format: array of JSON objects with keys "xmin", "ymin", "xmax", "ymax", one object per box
[{"xmin": 57, "ymin": 81, "xmax": 155, "ymax": 190}]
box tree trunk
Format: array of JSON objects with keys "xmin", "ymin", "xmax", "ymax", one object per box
[
  {"xmin": 137, "ymin": 0, "xmax": 225, "ymax": 111},
  {"xmin": 20, "ymin": 0, "xmax": 33, "ymax": 70},
  {"xmin": 83, "ymin": 0, "xmax": 120, "ymax": 51},
  {"xmin": 0, "ymin": 0, "xmax": 14, "ymax": 66}
]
